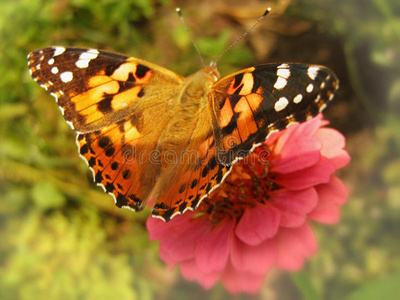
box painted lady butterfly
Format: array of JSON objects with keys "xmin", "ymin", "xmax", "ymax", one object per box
[{"xmin": 27, "ymin": 37, "xmax": 338, "ymax": 222}]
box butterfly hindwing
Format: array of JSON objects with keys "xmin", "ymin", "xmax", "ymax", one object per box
[
  {"xmin": 76, "ymin": 120, "xmax": 154, "ymax": 212},
  {"xmin": 211, "ymin": 63, "xmax": 339, "ymax": 165},
  {"xmin": 150, "ymin": 131, "xmax": 232, "ymax": 221}
]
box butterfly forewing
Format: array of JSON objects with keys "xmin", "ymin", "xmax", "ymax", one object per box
[
  {"xmin": 27, "ymin": 46, "xmax": 183, "ymax": 132},
  {"xmin": 211, "ymin": 63, "xmax": 339, "ymax": 165}
]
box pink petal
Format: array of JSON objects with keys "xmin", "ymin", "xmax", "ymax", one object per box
[
  {"xmin": 328, "ymin": 150, "xmax": 351, "ymax": 170},
  {"xmin": 194, "ymin": 218, "xmax": 234, "ymax": 273},
  {"xmin": 220, "ymin": 262, "xmax": 266, "ymax": 294},
  {"xmin": 270, "ymin": 188, "xmax": 318, "ymax": 227},
  {"xmin": 297, "ymin": 114, "xmax": 325, "ymax": 137},
  {"xmin": 147, "ymin": 212, "xmax": 211, "ymax": 263},
  {"xmin": 159, "ymin": 245, "xmax": 175, "ymax": 267},
  {"xmin": 235, "ymin": 204, "xmax": 280, "ymax": 245},
  {"xmin": 179, "ymin": 259, "xmax": 220, "ymax": 289},
  {"xmin": 308, "ymin": 176, "xmax": 349, "ymax": 223},
  {"xmin": 230, "ymin": 235, "xmax": 277, "ymax": 275},
  {"xmin": 275, "ymin": 223, "xmax": 318, "ymax": 271},
  {"xmin": 146, "ymin": 217, "xmax": 172, "ymax": 240},
  {"xmin": 316, "ymin": 128, "xmax": 345, "ymax": 153},
  {"xmin": 315, "ymin": 128, "xmax": 351, "ymax": 169},
  {"xmin": 270, "ymin": 136, "xmax": 322, "ymax": 174},
  {"xmin": 147, "ymin": 211, "xmax": 192, "ymax": 240},
  {"xmin": 266, "ymin": 114, "xmax": 326, "ymax": 147},
  {"xmin": 269, "ymin": 115, "xmax": 322, "ymax": 151},
  {"xmin": 268, "ymin": 117, "xmax": 326, "ymax": 174},
  {"xmin": 163, "ymin": 219, "xmax": 210, "ymax": 263},
  {"xmin": 275, "ymin": 157, "xmax": 335, "ymax": 190}
]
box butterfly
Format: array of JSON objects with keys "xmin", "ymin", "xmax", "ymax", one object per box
[{"xmin": 27, "ymin": 46, "xmax": 338, "ymax": 221}]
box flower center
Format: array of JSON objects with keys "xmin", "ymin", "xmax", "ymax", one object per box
[{"xmin": 199, "ymin": 144, "xmax": 282, "ymax": 225}]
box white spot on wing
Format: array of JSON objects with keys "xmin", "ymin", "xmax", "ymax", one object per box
[
  {"xmin": 48, "ymin": 58, "xmax": 55, "ymax": 65},
  {"xmin": 75, "ymin": 49, "xmax": 99, "ymax": 68},
  {"xmin": 278, "ymin": 63, "xmax": 290, "ymax": 70},
  {"xmin": 51, "ymin": 67, "xmax": 59, "ymax": 74},
  {"xmin": 66, "ymin": 120, "xmax": 74, "ymax": 129},
  {"xmin": 274, "ymin": 97, "xmax": 289, "ymax": 112},
  {"xmin": 53, "ymin": 47, "xmax": 66, "ymax": 56},
  {"xmin": 75, "ymin": 60, "xmax": 89, "ymax": 68},
  {"xmin": 121, "ymin": 205, "xmax": 136, "ymax": 212},
  {"xmin": 306, "ymin": 83, "xmax": 314, "ymax": 93},
  {"xmin": 82, "ymin": 49, "xmax": 99, "ymax": 59},
  {"xmin": 307, "ymin": 66, "xmax": 320, "ymax": 80},
  {"xmin": 274, "ymin": 77, "xmax": 287, "ymax": 90},
  {"xmin": 60, "ymin": 71, "xmax": 73, "ymax": 83},
  {"xmin": 50, "ymin": 92, "xmax": 59, "ymax": 102},
  {"xmin": 293, "ymin": 94, "xmax": 303, "ymax": 104},
  {"xmin": 273, "ymin": 64, "xmax": 291, "ymax": 90},
  {"xmin": 277, "ymin": 65, "xmax": 291, "ymax": 79}
]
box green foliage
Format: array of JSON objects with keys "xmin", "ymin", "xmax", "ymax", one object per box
[
  {"xmin": 0, "ymin": 208, "xmax": 138, "ymax": 299},
  {"xmin": 346, "ymin": 271, "xmax": 400, "ymax": 300},
  {"xmin": 292, "ymin": 271, "xmax": 320, "ymax": 300},
  {"xmin": 31, "ymin": 180, "xmax": 66, "ymax": 209},
  {"xmin": 1, "ymin": 0, "xmax": 169, "ymax": 299}
]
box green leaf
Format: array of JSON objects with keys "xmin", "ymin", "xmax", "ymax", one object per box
[
  {"xmin": 291, "ymin": 271, "xmax": 321, "ymax": 300},
  {"xmin": 345, "ymin": 272, "xmax": 400, "ymax": 300},
  {"xmin": 31, "ymin": 181, "xmax": 66, "ymax": 210}
]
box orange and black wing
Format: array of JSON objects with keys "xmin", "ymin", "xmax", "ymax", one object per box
[
  {"xmin": 28, "ymin": 46, "xmax": 184, "ymax": 212},
  {"xmin": 211, "ymin": 63, "xmax": 339, "ymax": 165},
  {"xmin": 28, "ymin": 46, "xmax": 183, "ymax": 132},
  {"xmin": 150, "ymin": 130, "xmax": 232, "ymax": 222}
]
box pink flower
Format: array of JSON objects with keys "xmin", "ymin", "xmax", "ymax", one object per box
[{"xmin": 147, "ymin": 114, "xmax": 350, "ymax": 294}]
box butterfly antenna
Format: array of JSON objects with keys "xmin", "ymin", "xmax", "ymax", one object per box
[
  {"xmin": 176, "ymin": 7, "xmax": 206, "ymax": 67},
  {"xmin": 212, "ymin": 7, "xmax": 271, "ymax": 66}
]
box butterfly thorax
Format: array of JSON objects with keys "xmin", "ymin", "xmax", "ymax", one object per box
[
  {"xmin": 160, "ymin": 65, "xmax": 220, "ymax": 147},
  {"xmin": 179, "ymin": 66, "xmax": 220, "ymax": 101},
  {"xmin": 148, "ymin": 66, "xmax": 221, "ymax": 206}
]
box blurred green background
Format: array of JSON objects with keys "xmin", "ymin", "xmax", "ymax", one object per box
[{"xmin": 1, "ymin": 0, "xmax": 399, "ymax": 299}]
